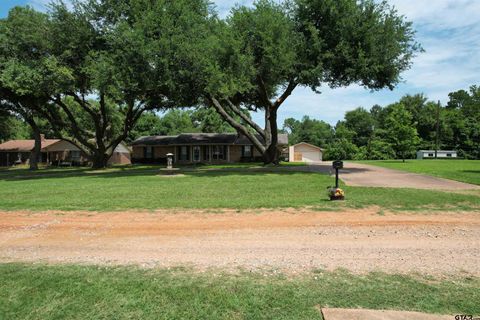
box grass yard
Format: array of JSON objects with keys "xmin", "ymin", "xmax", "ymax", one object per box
[
  {"xmin": 356, "ymin": 160, "xmax": 480, "ymax": 185},
  {"xmin": 0, "ymin": 165, "xmax": 478, "ymax": 211},
  {"xmin": 0, "ymin": 264, "xmax": 478, "ymax": 319}
]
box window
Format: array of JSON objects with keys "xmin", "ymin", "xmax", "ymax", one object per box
[
  {"xmin": 203, "ymin": 146, "xmax": 210, "ymax": 161},
  {"xmin": 193, "ymin": 146, "xmax": 200, "ymax": 162},
  {"xmin": 144, "ymin": 146, "xmax": 153, "ymax": 159},
  {"xmin": 71, "ymin": 150, "xmax": 81, "ymax": 161},
  {"xmin": 179, "ymin": 146, "xmax": 189, "ymax": 161},
  {"xmin": 446, "ymin": 153, "xmax": 452, "ymax": 157},
  {"xmin": 428, "ymin": 153, "xmax": 434, "ymax": 157},
  {"xmin": 242, "ymin": 145, "xmax": 252, "ymax": 157},
  {"xmin": 212, "ymin": 145, "xmax": 226, "ymax": 160}
]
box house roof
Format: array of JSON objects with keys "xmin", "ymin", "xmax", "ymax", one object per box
[
  {"xmin": 131, "ymin": 133, "xmax": 289, "ymax": 146},
  {"xmin": 291, "ymin": 141, "xmax": 324, "ymax": 151},
  {"xmin": 0, "ymin": 139, "xmax": 60, "ymax": 152}
]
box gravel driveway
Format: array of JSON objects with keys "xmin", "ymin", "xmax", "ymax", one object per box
[
  {"xmin": 305, "ymin": 161, "xmax": 480, "ymax": 190},
  {"xmin": 1, "ymin": 208, "xmax": 479, "ymax": 276}
]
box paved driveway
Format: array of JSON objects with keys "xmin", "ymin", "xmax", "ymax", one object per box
[{"xmin": 307, "ymin": 161, "xmax": 480, "ymax": 190}]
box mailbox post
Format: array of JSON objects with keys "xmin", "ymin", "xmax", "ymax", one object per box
[{"xmin": 332, "ymin": 160, "xmax": 343, "ymax": 188}]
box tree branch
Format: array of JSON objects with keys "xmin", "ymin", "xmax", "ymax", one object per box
[
  {"xmin": 257, "ymin": 76, "xmax": 273, "ymax": 108},
  {"xmin": 225, "ymin": 99, "xmax": 265, "ymax": 139},
  {"xmin": 209, "ymin": 95, "xmax": 266, "ymax": 153},
  {"xmin": 50, "ymin": 96, "xmax": 96, "ymax": 150},
  {"xmin": 36, "ymin": 106, "xmax": 91, "ymax": 154},
  {"xmin": 272, "ymin": 80, "xmax": 298, "ymax": 110}
]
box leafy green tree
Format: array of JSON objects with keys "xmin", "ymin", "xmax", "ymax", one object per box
[
  {"xmin": 191, "ymin": 107, "xmax": 236, "ymax": 133},
  {"xmin": 1, "ymin": 1, "xmax": 211, "ymax": 168},
  {"xmin": 344, "ymin": 107, "xmax": 375, "ymax": 147},
  {"xmin": 0, "ymin": 113, "xmax": 29, "ymax": 142},
  {"xmin": 156, "ymin": 110, "xmax": 198, "ymax": 135},
  {"xmin": 367, "ymin": 137, "xmax": 395, "ymax": 160},
  {"xmin": 128, "ymin": 112, "xmax": 163, "ymax": 142},
  {"xmin": 324, "ymin": 139, "xmax": 359, "ymax": 161},
  {"xmin": 201, "ymin": 0, "xmax": 420, "ymax": 164},
  {"xmin": 283, "ymin": 116, "xmax": 334, "ymax": 147},
  {"xmin": 384, "ymin": 103, "xmax": 420, "ymax": 162},
  {"xmin": 0, "ymin": 7, "xmax": 53, "ymax": 169},
  {"xmin": 446, "ymin": 86, "xmax": 480, "ymax": 158}
]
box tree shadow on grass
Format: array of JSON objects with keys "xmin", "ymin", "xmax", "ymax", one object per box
[{"xmin": 0, "ymin": 165, "xmax": 324, "ymax": 182}]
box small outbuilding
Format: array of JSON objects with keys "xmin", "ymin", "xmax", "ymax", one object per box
[
  {"xmin": 288, "ymin": 142, "xmax": 323, "ymax": 163},
  {"xmin": 416, "ymin": 150, "xmax": 457, "ymax": 159}
]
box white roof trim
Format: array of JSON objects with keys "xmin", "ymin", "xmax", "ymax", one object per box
[{"xmin": 291, "ymin": 142, "xmax": 323, "ymax": 151}]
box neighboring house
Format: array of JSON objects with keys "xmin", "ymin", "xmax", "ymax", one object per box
[
  {"xmin": 289, "ymin": 142, "xmax": 323, "ymax": 163},
  {"xmin": 0, "ymin": 136, "xmax": 59, "ymax": 166},
  {"xmin": 131, "ymin": 133, "xmax": 289, "ymax": 164},
  {"xmin": 416, "ymin": 150, "xmax": 457, "ymax": 159},
  {"xmin": 0, "ymin": 135, "xmax": 131, "ymax": 166}
]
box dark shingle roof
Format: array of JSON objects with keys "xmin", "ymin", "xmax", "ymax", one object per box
[
  {"xmin": 234, "ymin": 133, "xmax": 288, "ymax": 145},
  {"xmin": 131, "ymin": 133, "xmax": 288, "ymax": 146}
]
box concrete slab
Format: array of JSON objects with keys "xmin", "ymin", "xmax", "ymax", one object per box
[{"xmin": 321, "ymin": 308, "xmax": 453, "ymax": 320}]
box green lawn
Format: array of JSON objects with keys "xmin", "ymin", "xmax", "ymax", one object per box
[
  {"xmin": 0, "ymin": 165, "xmax": 478, "ymax": 211},
  {"xmin": 356, "ymin": 160, "xmax": 480, "ymax": 185},
  {"xmin": 0, "ymin": 264, "xmax": 478, "ymax": 319}
]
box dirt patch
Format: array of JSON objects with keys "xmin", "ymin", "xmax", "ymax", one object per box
[{"xmin": 0, "ymin": 208, "xmax": 479, "ymax": 276}]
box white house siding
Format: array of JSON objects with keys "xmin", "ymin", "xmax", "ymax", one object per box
[{"xmin": 416, "ymin": 150, "xmax": 457, "ymax": 159}]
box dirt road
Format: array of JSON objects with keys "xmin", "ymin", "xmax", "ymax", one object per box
[{"xmin": 0, "ymin": 208, "xmax": 479, "ymax": 276}]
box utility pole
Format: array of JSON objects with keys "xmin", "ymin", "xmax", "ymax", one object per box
[{"xmin": 435, "ymin": 100, "xmax": 441, "ymax": 159}]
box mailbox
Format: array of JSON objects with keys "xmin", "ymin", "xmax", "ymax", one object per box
[{"xmin": 333, "ymin": 160, "xmax": 343, "ymax": 169}]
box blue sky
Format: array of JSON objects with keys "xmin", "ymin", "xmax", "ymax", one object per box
[{"xmin": 2, "ymin": 0, "xmax": 479, "ymax": 126}]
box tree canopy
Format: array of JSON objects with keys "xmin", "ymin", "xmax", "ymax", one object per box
[
  {"xmin": 196, "ymin": 0, "xmax": 420, "ymax": 163},
  {"xmin": 1, "ymin": 0, "xmax": 422, "ymax": 166},
  {"xmin": 284, "ymin": 84, "xmax": 480, "ymax": 161}
]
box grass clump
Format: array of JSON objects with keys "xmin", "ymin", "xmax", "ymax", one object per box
[
  {"xmin": 0, "ymin": 263, "xmax": 479, "ymax": 319},
  {"xmin": 0, "ymin": 165, "xmax": 478, "ymax": 211}
]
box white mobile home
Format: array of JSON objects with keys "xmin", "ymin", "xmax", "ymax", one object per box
[{"xmin": 416, "ymin": 150, "xmax": 457, "ymax": 159}]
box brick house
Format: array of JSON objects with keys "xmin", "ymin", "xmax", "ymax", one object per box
[
  {"xmin": 131, "ymin": 133, "xmax": 289, "ymax": 164},
  {"xmin": 0, "ymin": 135, "xmax": 131, "ymax": 166}
]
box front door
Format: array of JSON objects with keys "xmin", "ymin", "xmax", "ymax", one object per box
[{"xmin": 193, "ymin": 146, "xmax": 201, "ymax": 162}]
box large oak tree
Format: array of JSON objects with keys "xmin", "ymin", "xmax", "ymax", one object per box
[
  {"xmin": 200, "ymin": 0, "xmax": 421, "ymax": 164},
  {"xmin": 0, "ymin": 0, "xmax": 211, "ymax": 168}
]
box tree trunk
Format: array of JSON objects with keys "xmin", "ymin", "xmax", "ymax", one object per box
[
  {"xmin": 91, "ymin": 148, "xmax": 109, "ymax": 168},
  {"xmin": 91, "ymin": 151, "xmax": 110, "ymax": 169},
  {"xmin": 263, "ymin": 107, "xmax": 280, "ymax": 165},
  {"xmin": 26, "ymin": 118, "xmax": 40, "ymax": 171}
]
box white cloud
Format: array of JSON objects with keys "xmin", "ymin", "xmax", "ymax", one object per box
[
  {"xmin": 27, "ymin": 0, "xmax": 50, "ymax": 10},
  {"xmin": 212, "ymin": 0, "xmax": 254, "ymax": 18},
  {"xmin": 388, "ymin": 0, "xmax": 480, "ymax": 30}
]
